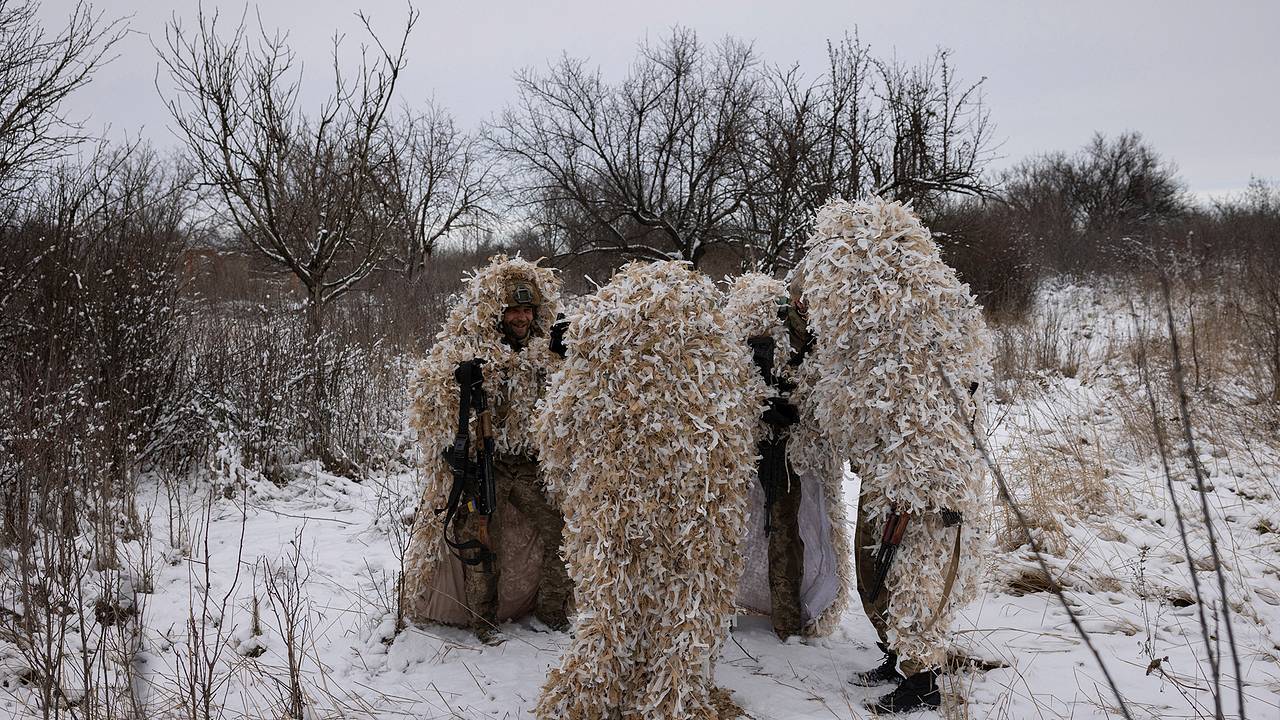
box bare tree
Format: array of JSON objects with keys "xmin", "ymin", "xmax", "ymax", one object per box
[
  {"xmin": 0, "ymin": 0, "xmax": 126, "ymax": 201},
  {"xmin": 1068, "ymin": 131, "xmax": 1186, "ymax": 235},
  {"xmin": 869, "ymin": 48, "xmax": 993, "ymax": 203},
  {"xmin": 158, "ymin": 6, "xmax": 418, "ymax": 340},
  {"xmin": 158, "ymin": 7, "xmax": 418, "ymax": 471},
  {"xmin": 739, "ymin": 35, "xmax": 995, "ymax": 271},
  {"xmin": 493, "ymin": 27, "xmax": 761, "ymax": 267},
  {"xmin": 738, "ymin": 35, "xmax": 881, "ymax": 270},
  {"xmin": 381, "ymin": 103, "xmax": 495, "ymax": 278},
  {"xmin": 1002, "ymin": 131, "xmax": 1186, "ymax": 272}
]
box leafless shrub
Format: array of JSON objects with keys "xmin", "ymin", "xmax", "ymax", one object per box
[
  {"xmin": 256, "ymin": 530, "xmax": 314, "ymax": 719},
  {"xmin": 169, "ymin": 489, "xmax": 247, "ymax": 720},
  {"xmin": 0, "ymin": 143, "xmax": 190, "ymax": 717},
  {"xmin": 165, "ymin": 305, "xmax": 410, "ymax": 480},
  {"xmin": 990, "ymin": 302, "xmax": 1088, "ymax": 400},
  {"xmin": 926, "ymin": 199, "xmax": 1039, "ymax": 320}
]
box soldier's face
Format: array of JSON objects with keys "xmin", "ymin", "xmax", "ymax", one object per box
[{"xmin": 502, "ymin": 305, "xmax": 535, "ymax": 339}]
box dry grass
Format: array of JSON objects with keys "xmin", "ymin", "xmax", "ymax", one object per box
[
  {"xmin": 991, "ymin": 305, "xmax": 1087, "ymax": 398},
  {"xmin": 991, "ymin": 267, "xmax": 1279, "ymax": 558},
  {"xmin": 991, "ymin": 391, "xmax": 1120, "ymax": 556}
]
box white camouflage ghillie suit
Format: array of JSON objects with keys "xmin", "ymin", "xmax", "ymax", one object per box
[
  {"xmin": 534, "ymin": 261, "xmax": 759, "ymax": 720},
  {"xmin": 795, "ymin": 198, "xmax": 993, "ymax": 680},
  {"xmin": 723, "ymin": 273, "xmax": 852, "ymax": 638},
  {"xmin": 400, "ymin": 256, "xmax": 571, "ymax": 635}
]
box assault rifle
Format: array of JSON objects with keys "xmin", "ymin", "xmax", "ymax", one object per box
[
  {"xmin": 748, "ymin": 335, "xmax": 799, "ymax": 533},
  {"xmin": 439, "ymin": 359, "xmax": 497, "ymax": 567},
  {"xmin": 870, "ymin": 508, "xmax": 963, "ymax": 602},
  {"xmin": 869, "ymin": 511, "xmax": 910, "ymax": 602}
]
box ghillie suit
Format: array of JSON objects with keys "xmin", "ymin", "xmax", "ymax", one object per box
[
  {"xmin": 723, "ymin": 272, "xmax": 852, "ymax": 638},
  {"xmin": 794, "ymin": 198, "xmax": 993, "ymax": 676},
  {"xmin": 534, "ymin": 261, "xmax": 759, "ymax": 720},
  {"xmin": 400, "ymin": 256, "xmax": 571, "ymax": 635}
]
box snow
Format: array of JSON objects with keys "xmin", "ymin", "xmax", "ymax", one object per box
[{"xmin": 3, "ymin": 281, "xmax": 1279, "ymax": 719}]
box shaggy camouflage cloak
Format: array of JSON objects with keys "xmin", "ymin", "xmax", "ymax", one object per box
[
  {"xmin": 723, "ymin": 273, "xmax": 852, "ymax": 636},
  {"xmin": 795, "ymin": 198, "xmax": 993, "ymax": 669},
  {"xmin": 535, "ymin": 261, "xmax": 759, "ymax": 720},
  {"xmin": 400, "ymin": 256, "xmax": 563, "ymax": 626}
]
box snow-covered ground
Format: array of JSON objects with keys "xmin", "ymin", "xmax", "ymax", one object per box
[{"xmin": 2, "ymin": 282, "xmax": 1278, "ymax": 719}]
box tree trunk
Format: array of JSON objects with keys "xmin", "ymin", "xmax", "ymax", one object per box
[{"xmin": 304, "ymin": 291, "xmax": 335, "ymax": 473}]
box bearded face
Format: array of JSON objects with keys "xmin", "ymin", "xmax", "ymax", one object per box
[{"xmin": 502, "ymin": 304, "xmax": 535, "ymax": 341}]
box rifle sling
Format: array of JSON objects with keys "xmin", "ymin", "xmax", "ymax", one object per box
[{"xmin": 920, "ymin": 524, "xmax": 964, "ymax": 634}]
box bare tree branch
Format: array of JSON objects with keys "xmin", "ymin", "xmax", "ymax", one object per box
[
  {"xmin": 0, "ymin": 0, "xmax": 127, "ymax": 201},
  {"xmin": 492, "ymin": 27, "xmax": 761, "ymax": 268}
]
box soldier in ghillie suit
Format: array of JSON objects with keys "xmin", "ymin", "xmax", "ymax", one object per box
[
  {"xmin": 400, "ymin": 256, "xmax": 572, "ymax": 643},
  {"xmin": 534, "ymin": 261, "xmax": 759, "ymax": 720},
  {"xmin": 795, "ymin": 199, "xmax": 993, "ymax": 713},
  {"xmin": 723, "ymin": 272, "xmax": 852, "ymax": 640}
]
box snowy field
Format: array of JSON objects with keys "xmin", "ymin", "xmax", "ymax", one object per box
[{"xmin": 2, "ymin": 282, "xmax": 1278, "ymax": 719}]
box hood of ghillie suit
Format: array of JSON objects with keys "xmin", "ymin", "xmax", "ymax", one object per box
[
  {"xmin": 435, "ymin": 254, "xmax": 561, "ymax": 347},
  {"xmin": 723, "ymin": 273, "xmax": 793, "ymax": 359},
  {"xmin": 411, "ymin": 255, "xmax": 563, "ymax": 458},
  {"xmin": 721, "ymin": 272, "xmax": 832, "ymax": 474},
  {"xmin": 400, "ymin": 255, "xmax": 563, "ymax": 626},
  {"xmin": 796, "ymin": 197, "xmax": 993, "ymax": 671},
  {"xmin": 534, "ymin": 261, "xmax": 759, "ymax": 720},
  {"xmin": 722, "ymin": 272, "xmax": 800, "ymax": 463},
  {"xmin": 796, "ymin": 197, "xmax": 993, "ymax": 516}
]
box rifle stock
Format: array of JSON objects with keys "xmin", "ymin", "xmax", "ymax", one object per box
[{"xmin": 869, "ymin": 511, "xmax": 911, "ymax": 602}]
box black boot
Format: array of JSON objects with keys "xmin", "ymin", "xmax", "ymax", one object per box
[
  {"xmin": 870, "ymin": 669, "xmax": 941, "ymax": 713},
  {"xmin": 849, "ymin": 647, "xmax": 904, "ymax": 686}
]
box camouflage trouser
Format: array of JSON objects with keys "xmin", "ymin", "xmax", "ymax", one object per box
[
  {"xmin": 454, "ymin": 453, "xmax": 572, "ymax": 634},
  {"xmin": 854, "ymin": 496, "xmax": 927, "ymax": 675},
  {"xmin": 768, "ymin": 468, "xmax": 805, "ymax": 638}
]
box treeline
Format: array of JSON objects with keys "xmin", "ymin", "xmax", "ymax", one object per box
[{"xmin": 932, "ymin": 132, "xmax": 1280, "ymax": 316}]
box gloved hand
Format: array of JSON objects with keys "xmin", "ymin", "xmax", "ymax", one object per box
[
  {"xmin": 761, "ymin": 396, "xmax": 800, "ymax": 428},
  {"xmin": 549, "ymin": 313, "xmax": 569, "ymax": 358}
]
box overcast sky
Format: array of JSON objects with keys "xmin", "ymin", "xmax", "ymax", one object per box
[{"xmin": 36, "ymin": 0, "xmax": 1280, "ymax": 197}]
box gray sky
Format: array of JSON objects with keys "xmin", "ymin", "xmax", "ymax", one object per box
[{"xmin": 37, "ymin": 0, "xmax": 1280, "ymax": 197}]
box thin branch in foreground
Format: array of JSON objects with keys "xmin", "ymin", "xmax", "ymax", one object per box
[
  {"xmin": 1158, "ymin": 275, "xmax": 1247, "ymax": 719},
  {"xmin": 935, "ymin": 360, "xmax": 1135, "ymax": 720},
  {"xmin": 1128, "ymin": 296, "xmax": 1224, "ymax": 719}
]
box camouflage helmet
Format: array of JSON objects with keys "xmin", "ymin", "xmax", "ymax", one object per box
[{"xmin": 502, "ymin": 278, "xmax": 542, "ymax": 308}]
